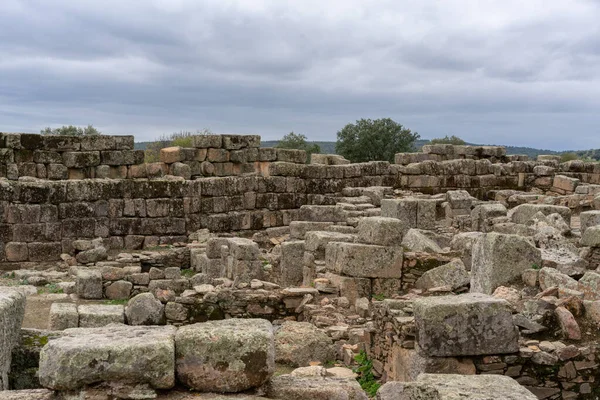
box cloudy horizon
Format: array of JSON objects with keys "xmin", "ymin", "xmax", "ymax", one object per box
[{"xmin": 1, "ymin": 0, "xmax": 599, "ymax": 150}]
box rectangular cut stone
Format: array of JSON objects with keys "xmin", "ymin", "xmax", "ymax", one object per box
[
  {"xmin": 77, "ymin": 304, "xmax": 125, "ymax": 328},
  {"xmin": 305, "ymin": 231, "xmax": 355, "ymax": 259},
  {"xmin": 414, "ymin": 293, "xmax": 519, "ymax": 357},
  {"xmin": 39, "ymin": 325, "xmax": 176, "ymax": 390},
  {"xmin": 49, "ymin": 303, "xmax": 79, "ymax": 330},
  {"xmin": 281, "ymin": 240, "xmax": 305, "ymax": 286},
  {"xmin": 0, "ymin": 287, "xmax": 26, "ymax": 390},
  {"xmin": 471, "ymin": 232, "xmax": 541, "ymax": 294},
  {"xmin": 357, "ymin": 216, "xmax": 406, "ymax": 246},
  {"xmin": 380, "ymin": 374, "xmax": 537, "ymax": 400},
  {"xmin": 325, "ymin": 242, "xmax": 402, "ymax": 278}
]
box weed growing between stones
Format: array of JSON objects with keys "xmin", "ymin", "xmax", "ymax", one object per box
[
  {"xmin": 104, "ymin": 299, "xmax": 128, "ymax": 305},
  {"xmin": 353, "ymin": 350, "xmax": 380, "ymax": 397}
]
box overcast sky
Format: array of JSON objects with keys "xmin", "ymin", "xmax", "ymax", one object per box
[{"xmin": 1, "ymin": 1, "xmax": 599, "ymax": 150}]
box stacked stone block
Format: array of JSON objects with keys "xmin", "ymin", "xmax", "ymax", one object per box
[{"xmin": 0, "ymin": 133, "xmax": 142, "ymax": 180}]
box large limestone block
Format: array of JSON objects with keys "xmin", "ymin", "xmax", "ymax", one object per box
[
  {"xmin": 449, "ymin": 232, "xmax": 483, "ymax": 270},
  {"xmin": 39, "ymin": 325, "xmax": 176, "ymax": 390},
  {"xmin": 175, "ymin": 319, "xmax": 275, "ymax": 392},
  {"xmin": 386, "ymin": 346, "xmax": 475, "ymax": 383},
  {"xmin": 298, "ymin": 205, "xmax": 347, "ymax": 222},
  {"xmin": 581, "ymin": 225, "xmax": 600, "ymax": 247},
  {"xmin": 274, "ymin": 321, "xmax": 336, "ymax": 367},
  {"xmin": 77, "ymin": 304, "xmax": 125, "ymax": 328},
  {"xmin": 470, "ymin": 233, "xmax": 541, "ymax": 294},
  {"xmin": 357, "ymin": 216, "xmax": 407, "ymax": 246},
  {"xmin": 381, "ymin": 198, "xmax": 436, "ymax": 229},
  {"xmin": 471, "ymin": 203, "xmax": 507, "ymax": 232},
  {"xmin": 266, "ymin": 372, "xmax": 368, "ymax": 400},
  {"xmin": 326, "ymin": 242, "xmax": 403, "ymax": 278},
  {"xmin": 281, "ymin": 240, "xmax": 305, "ymax": 286},
  {"xmin": 415, "ymin": 259, "xmax": 470, "ymax": 291},
  {"xmin": 76, "ymin": 269, "xmax": 103, "ymax": 299},
  {"xmin": 125, "ymin": 293, "xmax": 165, "ymax": 325},
  {"xmin": 48, "ymin": 303, "xmax": 79, "ymax": 330},
  {"xmin": 401, "ymin": 229, "xmax": 442, "ymax": 253},
  {"xmin": 305, "ymin": 231, "xmax": 355, "ymax": 259},
  {"xmin": 578, "ymin": 271, "xmax": 600, "ymax": 301},
  {"xmin": 580, "ymin": 210, "xmax": 600, "ymax": 235},
  {"xmin": 414, "ymin": 293, "xmax": 519, "ymax": 357},
  {"xmin": 0, "ymin": 287, "xmax": 26, "ymax": 390},
  {"xmin": 378, "ymin": 374, "xmax": 537, "ymax": 400},
  {"xmin": 508, "ymin": 204, "xmax": 571, "ymax": 225}
]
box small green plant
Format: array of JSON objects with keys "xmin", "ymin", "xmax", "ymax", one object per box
[
  {"xmin": 373, "ymin": 293, "xmax": 385, "ymax": 301},
  {"xmin": 324, "ymin": 360, "xmax": 336, "ymax": 368},
  {"xmin": 104, "ymin": 299, "xmax": 129, "ymax": 305},
  {"xmin": 353, "ymin": 351, "xmax": 381, "ymax": 398},
  {"xmin": 531, "ymin": 263, "xmax": 540, "ymax": 270},
  {"xmin": 46, "ymin": 283, "xmax": 63, "ymax": 293},
  {"xmin": 38, "ymin": 283, "xmax": 64, "ymax": 294},
  {"xmin": 181, "ymin": 269, "xmax": 196, "ymax": 278}
]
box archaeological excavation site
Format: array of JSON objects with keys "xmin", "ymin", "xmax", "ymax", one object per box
[{"xmin": 2, "ymin": 132, "xmax": 600, "ymax": 400}]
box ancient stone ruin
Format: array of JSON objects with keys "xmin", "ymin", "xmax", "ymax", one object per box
[{"xmin": 1, "ymin": 133, "xmax": 599, "ymax": 399}]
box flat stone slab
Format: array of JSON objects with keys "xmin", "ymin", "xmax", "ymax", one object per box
[
  {"xmin": 326, "ymin": 242, "xmax": 403, "ymax": 278},
  {"xmin": 175, "ymin": 318, "xmax": 275, "ymax": 392},
  {"xmin": 414, "ymin": 293, "xmax": 519, "ymax": 357},
  {"xmin": 378, "ymin": 374, "xmax": 537, "ymax": 399},
  {"xmin": 77, "ymin": 304, "xmax": 125, "ymax": 328},
  {"xmin": 39, "ymin": 324, "xmax": 176, "ymax": 390},
  {"xmin": 48, "ymin": 302, "xmax": 78, "ymax": 330}
]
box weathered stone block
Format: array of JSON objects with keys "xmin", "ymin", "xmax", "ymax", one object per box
[
  {"xmin": 77, "ymin": 304, "xmax": 125, "ymax": 327},
  {"xmin": 415, "ymin": 259, "xmax": 470, "ymax": 290},
  {"xmin": 39, "ymin": 325, "xmax": 176, "ymax": 390},
  {"xmin": 357, "ymin": 216, "xmax": 406, "ymax": 246},
  {"xmin": 62, "ymin": 151, "xmax": 100, "ymax": 168},
  {"xmin": 48, "ymin": 303, "xmax": 79, "ymax": 330},
  {"xmin": 580, "ymin": 210, "xmax": 600, "ymax": 235},
  {"xmin": 326, "ymin": 242, "xmax": 402, "ymax": 278},
  {"xmin": 126, "ymin": 293, "xmax": 165, "ymax": 325},
  {"xmin": 76, "ymin": 269, "xmax": 103, "ymax": 299},
  {"xmin": 471, "ymin": 233, "xmax": 541, "ymax": 294},
  {"xmin": 0, "ymin": 287, "xmax": 26, "ymax": 390},
  {"xmin": 414, "ymin": 293, "xmax": 519, "ymax": 356},
  {"xmin": 508, "ymin": 204, "xmax": 571, "ymax": 225},
  {"xmin": 175, "ymin": 319, "xmax": 274, "ymax": 392},
  {"xmin": 274, "ymin": 321, "xmax": 335, "ymax": 367},
  {"xmin": 281, "ymin": 240, "xmax": 305, "ymax": 286},
  {"xmin": 105, "ymin": 280, "xmax": 133, "ymax": 300}
]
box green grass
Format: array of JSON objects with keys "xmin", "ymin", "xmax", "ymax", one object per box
[
  {"xmin": 353, "ymin": 351, "xmax": 381, "ymax": 398},
  {"xmin": 104, "ymin": 299, "xmax": 129, "ymax": 305},
  {"xmin": 37, "ymin": 283, "xmax": 64, "ymax": 294},
  {"xmin": 531, "ymin": 263, "xmax": 541, "ymax": 270},
  {"xmin": 372, "ymin": 293, "xmax": 386, "ymax": 301}
]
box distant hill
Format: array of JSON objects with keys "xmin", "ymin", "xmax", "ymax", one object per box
[{"xmin": 134, "ymin": 139, "xmax": 599, "ymax": 160}]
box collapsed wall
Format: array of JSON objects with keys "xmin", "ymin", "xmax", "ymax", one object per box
[{"xmin": 0, "ymin": 287, "xmax": 26, "ymax": 390}]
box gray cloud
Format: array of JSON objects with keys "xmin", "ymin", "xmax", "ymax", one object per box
[{"xmin": 0, "ymin": 0, "xmax": 599, "ymax": 149}]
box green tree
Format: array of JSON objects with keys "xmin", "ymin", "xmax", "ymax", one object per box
[
  {"xmin": 430, "ymin": 135, "xmax": 466, "ymax": 145},
  {"xmin": 40, "ymin": 124, "xmax": 101, "ymax": 136},
  {"xmin": 335, "ymin": 118, "xmax": 419, "ymax": 162},
  {"xmin": 560, "ymin": 152, "xmax": 579, "ymax": 162},
  {"xmin": 276, "ymin": 132, "xmax": 320, "ymax": 160}
]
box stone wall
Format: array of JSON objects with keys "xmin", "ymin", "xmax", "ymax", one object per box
[
  {"xmin": 0, "ymin": 133, "xmax": 142, "ymax": 180},
  {"xmin": 370, "ymin": 298, "xmax": 600, "ymax": 398},
  {"xmin": 2, "ymin": 134, "xmax": 600, "ymax": 264},
  {"xmin": 0, "ymin": 287, "xmax": 26, "ymax": 389}
]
